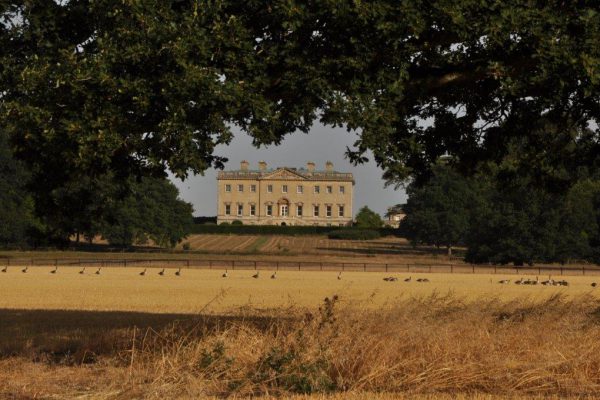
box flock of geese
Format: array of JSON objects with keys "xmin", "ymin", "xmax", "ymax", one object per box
[
  {"xmin": 497, "ymin": 276, "xmax": 575, "ymax": 286},
  {"xmin": 0, "ymin": 265, "xmax": 598, "ymax": 286}
]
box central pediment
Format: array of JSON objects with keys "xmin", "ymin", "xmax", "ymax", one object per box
[{"xmin": 260, "ymin": 168, "xmax": 307, "ymax": 181}]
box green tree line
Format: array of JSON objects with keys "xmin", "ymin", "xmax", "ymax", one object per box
[
  {"xmin": 0, "ymin": 131, "xmax": 193, "ymax": 248},
  {"xmin": 401, "ymin": 164, "xmax": 600, "ymax": 265}
]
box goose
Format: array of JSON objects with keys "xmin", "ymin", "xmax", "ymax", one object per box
[
  {"xmin": 383, "ymin": 277, "xmax": 391, "ymax": 281},
  {"xmin": 557, "ymin": 280, "xmax": 569, "ymax": 286},
  {"xmin": 50, "ymin": 266, "xmax": 58, "ymax": 274},
  {"xmin": 222, "ymin": 270, "xmax": 228, "ymax": 278},
  {"xmin": 252, "ymin": 271, "xmax": 260, "ymax": 279},
  {"xmin": 541, "ymin": 276, "xmax": 553, "ymax": 286},
  {"xmin": 139, "ymin": 268, "xmax": 147, "ymax": 276},
  {"xmin": 175, "ymin": 268, "xmax": 181, "ymax": 276},
  {"xmin": 271, "ymin": 271, "xmax": 277, "ymax": 279},
  {"xmin": 1, "ymin": 266, "xmax": 7, "ymax": 273},
  {"xmin": 515, "ymin": 277, "xmax": 524, "ymax": 285},
  {"xmin": 592, "ymin": 282, "xmax": 597, "ymax": 288},
  {"xmin": 21, "ymin": 266, "xmax": 28, "ymax": 273},
  {"xmin": 421, "ymin": 278, "xmax": 430, "ymax": 283},
  {"xmin": 158, "ymin": 268, "xmax": 165, "ymax": 276},
  {"xmin": 79, "ymin": 267, "xmax": 86, "ymax": 274},
  {"xmin": 531, "ymin": 276, "xmax": 539, "ymax": 285},
  {"xmin": 498, "ymin": 279, "xmax": 510, "ymax": 284},
  {"xmin": 337, "ymin": 272, "xmax": 342, "ymax": 280},
  {"xmin": 404, "ymin": 276, "xmax": 412, "ymax": 282},
  {"xmin": 95, "ymin": 267, "xmax": 101, "ymax": 275},
  {"xmin": 388, "ymin": 277, "xmax": 398, "ymax": 282}
]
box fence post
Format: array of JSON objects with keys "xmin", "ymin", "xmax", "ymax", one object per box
[
  {"xmin": 187, "ymin": 260, "xmax": 190, "ymax": 268},
  {"xmin": 538, "ymin": 267, "xmax": 541, "ymax": 275},
  {"xmin": 232, "ymin": 260, "xmax": 235, "ymax": 270},
  {"xmin": 494, "ymin": 265, "xmax": 497, "ymax": 274},
  {"xmin": 583, "ymin": 267, "xmax": 585, "ymax": 276},
  {"xmin": 320, "ymin": 262, "xmax": 323, "ymax": 271},
  {"xmin": 451, "ymin": 264, "xmax": 454, "ymax": 273},
  {"xmin": 429, "ymin": 265, "xmax": 432, "ymax": 273},
  {"xmin": 407, "ymin": 264, "xmax": 410, "ymax": 272},
  {"xmin": 385, "ymin": 263, "xmax": 388, "ymax": 272},
  {"xmin": 276, "ymin": 261, "xmax": 279, "ymax": 271},
  {"xmin": 254, "ymin": 261, "xmax": 257, "ymax": 270},
  {"xmin": 124, "ymin": 260, "xmax": 127, "ymax": 268},
  {"xmin": 472, "ymin": 264, "xmax": 475, "ymax": 273},
  {"xmin": 364, "ymin": 263, "xmax": 366, "ymax": 272},
  {"xmin": 560, "ymin": 267, "xmax": 563, "ymax": 275}
]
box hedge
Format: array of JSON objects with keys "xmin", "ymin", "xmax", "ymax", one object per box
[
  {"xmin": 326, "ymin": 229, "xmax": 381, "ymax": 240},
  {"xmin": 190, "ymin": 224, "xmax": 399, "ymax": 237}
]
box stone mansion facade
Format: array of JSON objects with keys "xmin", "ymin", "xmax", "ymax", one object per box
[{"xmin": 217, "ymin": 161, "xmax": 354, "ymax": 226}]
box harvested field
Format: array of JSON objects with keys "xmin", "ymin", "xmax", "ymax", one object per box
[
  {"xmin": 0, "ymin": 267, "xmax": 599, "ymax": 313},
  {"xmin": 178, "ymin": 234, "xmax": 425, "ymax": 256}
]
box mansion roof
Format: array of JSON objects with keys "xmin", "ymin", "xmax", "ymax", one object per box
[{"xmin": 217, "ymin": 167, "xmax": 354, "ymax": 183}]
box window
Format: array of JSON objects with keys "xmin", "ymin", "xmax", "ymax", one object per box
[
  {"xmin": 297, "ymin": 205, "xmax": 303, "ymax": 217},
  {"xmin": 225, "ymin": 184, "xmax": 231, "ymax": 192},
  {"xmin": 326, "ymin": 185, "xmax": 333, "ymax": 194},
  {"xmin": 225, "ymin": 204, "xmax": 231, "ymax": 215},
  {"xmin": 339, "ymin": 205, "xmax": 344, "ymax": 217},
  {"xmin": 266, "ymin": 205, "xmax": 273, "ymax": 216},
  {"xmin": 237, "ymin": 204, "xmax": 243, "ymax": 216},
  {"xmin": 282, "ymin": 184, "xmax": 288, "ymax": 193},
  {"xmin": 340, "ymin": 186, "xmax": 345, "ymax": 194},
  {"xmin": 326, "ymin": 205, "xmax": 332, "ymax": 217},
  {"xmin": 297, "ymin": 185, "xmax": 303, "ymax": 194},
  {"xmin": 238, "ymin": 184, "xmax": 244, "ymax": 192},
  {"xmin": 313, "ymin": 205, "xmax": 319, "ymax": 217},
  {"xmin": 314, "ymin": 185, "xmax": 320, "ymax": 194},
  {"xmin": 280, "ymin": 204, "xmax": 289, "ymax": 216},
  {"xmin": 250, "ymin": 204, "xmax": 256, "ymax": 216},
  {"xmin": 267, "ymin": 184, "xmax": 273, "ymax": 193},
  {"xmin": 250, "ymin": 184, "xmax": 257, "ymax": 192}
]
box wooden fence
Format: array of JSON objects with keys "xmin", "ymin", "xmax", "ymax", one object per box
[{"xmin": 2, "ymin": 257, "xmax": 600, "ymax": 276}]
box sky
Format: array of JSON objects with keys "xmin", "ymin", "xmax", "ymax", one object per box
[{"xmin": 169, "ymin": 123, "xmax": 406, "ymax": 218}]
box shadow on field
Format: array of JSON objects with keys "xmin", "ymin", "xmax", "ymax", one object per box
[{"xmin": 0, "ymin": 308, "xmax": 287, "ymax": 364}]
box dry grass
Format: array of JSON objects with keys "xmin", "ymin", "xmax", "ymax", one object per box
[{"xmin": 2, "ymin": 294, "xmax": 600, "ymax": 398}]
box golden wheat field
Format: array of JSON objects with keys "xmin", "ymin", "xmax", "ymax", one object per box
[
  {"xmin": 3, "ymin": 265, "xmax": 600, "ymax": 399},
  {"xmin": 1, "ymin": 266, "xmax": 599, "ymax": 313}
]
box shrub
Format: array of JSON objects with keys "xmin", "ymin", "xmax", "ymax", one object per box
[
  {"xmin": 231, "ymin": 220, "xmax": 243, "ymax": 226},
  {"xmin": 327, "ymin": 229, "xmax": 381, "ymax": 240},
  {"xmin": 190, "ymin": 224, "xmax": 399, "ymax": 237}
]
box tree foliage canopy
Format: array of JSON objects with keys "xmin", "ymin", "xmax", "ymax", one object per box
[
  {"xmin": 401, "ymin": 164, "xmax": 474, "ymax": 254},
  {"xmin": 2, "ymin": 0, "xmax": 599, "ymax": 193},
  {"xmin": 101, "ymin": 177, "xmax": 194, "ymax": 248},
  {"xmin": 355, "ymin": 206, "xmax": 383, "ymax": 229}
]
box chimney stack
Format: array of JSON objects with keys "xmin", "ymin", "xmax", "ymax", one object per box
[
  {"xmin": 306, "ymin": 161, "xmax": 315, "ymax": 172},
  {"xmin": 325, "ymin": 161, "xmax": 334, "ymax": 172},
  {"xmin": 258, "ymin": 160, "xmax": 267, "ymax": 172},
  {"xmin": 240, "ymin": 160, "xmax": 249, "ymax": 171}
]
